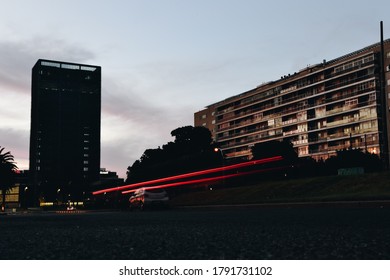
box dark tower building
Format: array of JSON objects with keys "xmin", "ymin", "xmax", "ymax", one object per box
[{"xmin": 30, "ymin": 59, "xmax": 101, "ymax": 205}]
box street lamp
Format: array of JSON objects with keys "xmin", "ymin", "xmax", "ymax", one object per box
[
  {"xmin": 213, "ymin": 147, "xmax": 225, "ymax": 162},
  {"xmin": 22, "ymin": 187, "xmax": 29, "ymax": 209},
  {"xmin": 213, "ymin": 147, "xmax": 225, "ymax": 187}
]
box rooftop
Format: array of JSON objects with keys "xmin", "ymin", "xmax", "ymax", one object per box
[{"xmin": 34, "ymin": 59, "xmax": 100, "ymax": 72}]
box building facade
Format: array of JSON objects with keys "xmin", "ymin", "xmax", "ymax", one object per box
[
  {"xmin": 30, "ymin": 59, "xmax": 101, "ymax": 205},
  {"xmin": 195, "ymin": 40, "xmax": 390, "ymax": 163}
]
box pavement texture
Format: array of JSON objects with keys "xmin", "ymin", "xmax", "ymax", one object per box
[{"xmin": 1, "ymin": 204, "xmax": 389, "ymax": 260}]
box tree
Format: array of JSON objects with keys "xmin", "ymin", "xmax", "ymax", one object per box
[
  {"xmin": 251, "ymin": 140, "xmax": 298, "ymax": 162},
  {"xmin": 325, "ymin": 149, "xmax": 383, "ymax": 174},
  {"xmin": 126, "ymin": 126, "xmax": 216, "ymax": 183},
  {"xmin": 0, "ymin": 147, "xmax": 18, "ymax": 212},
  {"xmin": 170, "ymin": 125, "xmax": 213, "ymax": 154}
]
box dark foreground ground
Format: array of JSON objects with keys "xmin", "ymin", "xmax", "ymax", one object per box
[{"xmin": 1, "ymin": 204, "xmax": 389, "ymax": 260}]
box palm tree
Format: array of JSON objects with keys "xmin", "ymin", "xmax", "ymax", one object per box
[{"xmin": 0, "ymin": 146, "xmax": 18, "ymax": 212}]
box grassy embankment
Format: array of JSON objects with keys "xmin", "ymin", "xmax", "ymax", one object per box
[{"xmin": 170, "ymin": 171, "xmax": 390, "ymax": 206}]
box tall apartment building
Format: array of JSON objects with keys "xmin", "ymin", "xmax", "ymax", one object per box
[
  {"xmin": 30, "ymin": 59, "xmax": 101, "ymax": 204},
  {"xmin": 195, "ymin": 39, "xmax": 390, "ymax": 163}
]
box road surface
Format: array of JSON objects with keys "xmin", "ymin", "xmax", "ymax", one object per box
[{"xmin": 1, "ymin": 205, "xmax": 389, "ymax": 259}]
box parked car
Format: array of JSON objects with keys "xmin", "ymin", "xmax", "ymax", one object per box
[{"xmin": 129, "ymin": 188, "xmax": 169, "ymax": 210}]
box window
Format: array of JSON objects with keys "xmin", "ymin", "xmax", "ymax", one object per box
[
  {"xmin": 83, "ymin": 161, "xmax": 89, "ymax": 164},
  {"xmin": 83, "ymin": 167, "xmax": 89, "ymax": 172},
  {"xmin": 41, "ymin": 61, "xmax": 60, "ymax": 68},
  {"xmin": 298, "ymin": 146, "xmax": 308, "ymax": 156},
  {"xmin": 219, "ymin": 123, "xmax": 230, "ymax": 129},
  {"xmin": 61, "ymin": 63, "xmax": 80, "ymax": 70},
  {"xmin": 80, "ymin": 66, "xmax": 97, "ymax": 71},
  {"xmin": 345, "ymin": 99, "xmax": 358, "ymax": 107}
]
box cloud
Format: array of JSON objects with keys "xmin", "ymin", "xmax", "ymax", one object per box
[
  {"xmin": 0, "ymin": 37, "xmax": 96, "ymax": 94},
  {"xmin": 0, "ymin": 128, "xmax": 29, "ymax": 170},
  {"xmin": 101, "ymin": 69, "xmax": 199, "ymax": 134},
  {"xmin": 100, "ymin": 76, "xmax": 195, "ymax": 178},
  {"xmin": 98, "ymin": 57, "xmax": 250, "ymax": 177},
  {"xmin": 0, "ymin": 36, "xmax": 96, "ymax": 170},
  {"xmin": 0, "ymin": 36, "xmax": 201, "ymax": 178}
]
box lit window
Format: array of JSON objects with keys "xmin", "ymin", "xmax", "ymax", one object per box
[
  {"xmin": 83, "ymin": 161, "xmax": 89, "ymax": 164},
  {"xmin": 41, "ymin": 61, "xmax": 60, "ymax": 68},
  {"xmin": 83, "ymin": 167, "xmax": 89, "ymax": 172},
  {"xmin": 80, "ymin": 66, "xmax": 97, "ymax": 72},
  {"xmin": 61, "ymin": 63, "xmax": 80, "ymax": 70}
]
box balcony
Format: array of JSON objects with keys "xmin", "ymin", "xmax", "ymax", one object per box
[
  {"xmin": 325, "ymin": 55, "xmax": 375, "ymax": 79},
  {"xmin": 327, "ymin": 117, "xmax": 359, "ymax": 128},
  {"xmin": 325, "ymin": 73, "xmax": 375, "ymax": 92}
]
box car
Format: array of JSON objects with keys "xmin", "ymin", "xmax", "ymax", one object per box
[{"xmin": 129, "ymin": 188, "xmax": 169, "ymax": 210}]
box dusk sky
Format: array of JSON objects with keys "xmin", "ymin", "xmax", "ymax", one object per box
[{"xmin": 1, "ymin": 0, "xmax": 389, "ymax": 178}]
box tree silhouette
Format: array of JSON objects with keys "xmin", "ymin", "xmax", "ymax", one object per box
[
  {"xmin": 170, "ymin": 125, "xmax": 213, "ymax": 155},
  {"xmin": 126, "ymin": 126, "xmax": 217, "ymax": 183},
  {"xmin": 251, "ymin": 140, "xmax": 298, "ymax": 162},
  {"xmin": 0, "ymin": 147, "xmax": 18, "ymax": 212},
  {"xmin": 325, "ymin": 149, "xmax": 382, "ymax": 174}
]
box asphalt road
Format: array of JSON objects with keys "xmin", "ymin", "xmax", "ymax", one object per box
[{"xmin": 1, "ymin": 205, "xmax": 389, "ymax": 260}]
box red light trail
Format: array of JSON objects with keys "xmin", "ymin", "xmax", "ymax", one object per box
[
  {"xmin": 121, "ymin": 165, "xmax": 288, "ymax": 194},
  {"xmin": 92, "ymin": 156, "xmax": 284, "ymax": 195}
]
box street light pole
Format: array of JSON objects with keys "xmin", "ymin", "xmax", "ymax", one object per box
[{"xmin": 213, "ymin": 147, "xmax": 225, "ymax": 188}]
